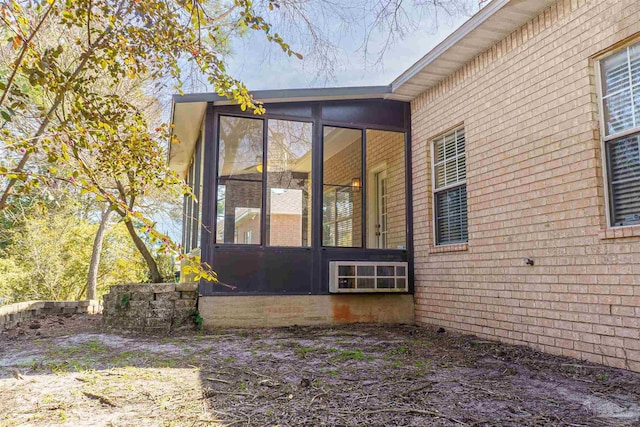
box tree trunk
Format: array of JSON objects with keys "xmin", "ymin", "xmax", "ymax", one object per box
[
  {"xmin": 86, "ymin": 207, "xmax": 114, "ymax": 300},
  {"xmin": 122, "ymin": 215, "xmax": 163, "ymax": 283}
]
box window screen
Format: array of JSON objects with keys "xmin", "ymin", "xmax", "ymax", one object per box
[
  {"xmin": 216, "ymin": 116, "xmax": 263, "ymax": 244},
  {"xmin": 322, "ymin": 126, "xmax": 362, "ymax": 247},
  {"xmin": 600, "ymin": 42, "xmax": 640, "ymax": 226},
  {"xmin": 365, "ymin": 130, "xmax": 406, "ymax": 249},
  {"xmin": 266, "ymin": 120, "xmax": 312, "ymax": 247},
  {"xmin": 432, "ymin": 127, "xmax": 468, "ymax": 245}
]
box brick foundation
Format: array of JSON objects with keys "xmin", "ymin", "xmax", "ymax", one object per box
[{"xmin": 198, "ymin": 294, "xmax": 414, "ymax": 328}]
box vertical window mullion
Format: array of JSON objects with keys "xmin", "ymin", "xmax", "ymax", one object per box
[
  {"xmin": 361, "ymin": 128, "xmax": 367, "ymax": 249},
  {"xmin": 261, "ymin": 119, "xmax": 268, "ymax": 246}
]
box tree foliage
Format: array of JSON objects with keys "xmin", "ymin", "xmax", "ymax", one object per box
[
  {"xmin": 0, "ymin": 0, "xmax": 302, "ymax": 284},
  {"xmin": 0, "ymin": 0, "xmax": 476, "ymax": 297},
  {"xmin": 0, "ymin": 197, "xmax": 149, "ymax": 303}
]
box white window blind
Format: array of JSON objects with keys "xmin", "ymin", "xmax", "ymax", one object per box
[
  {"xmin": 432, "ymin": 128, "xmax": 468, "ymax": 245},
  {"xmin": 434, "ymin": 128, "xmax": 466, "ymax": 188},
  {"xmin": 607, "ymin": 135, "xmax": 640, "ymax": 225},
  {"xmin": 601, "ymin": 44, "xmax": 640, "ymax": 136},
  {"xmin": 322, "ymin": 187, "xmax": 354, "ymax": 247}
]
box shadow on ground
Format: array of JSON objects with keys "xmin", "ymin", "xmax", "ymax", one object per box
[{"xmin": 1, "ymin": 314, "xmax": 640, "ymax": 426}]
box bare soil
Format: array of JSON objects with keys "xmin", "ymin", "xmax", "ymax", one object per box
[{"xmin": 1, "ymin": 314, "xmax": 640, "ymax": 426}]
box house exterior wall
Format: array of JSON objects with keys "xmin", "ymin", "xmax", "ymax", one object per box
[
  {"xmin": 220, "ymin": 176, "xmax": 262, "ymax": 244},
  {"xmin": 411, "ymin": 0, "xmax": 640, "ymax": 371}
]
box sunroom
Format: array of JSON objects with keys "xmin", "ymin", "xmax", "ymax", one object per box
[{"xmin": 169, "ymin": 87, "xmax": 415, "ymax": 326}]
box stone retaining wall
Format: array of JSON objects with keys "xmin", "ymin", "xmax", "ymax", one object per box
[
  {"xmin": 102, "ymin": 283, "xmax": 197, "ymax": 333},
  {"xmin": 0, "ymin": 300, "xmax": 102, "ymax": 331}
]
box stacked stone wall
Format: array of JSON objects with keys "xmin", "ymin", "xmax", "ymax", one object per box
[
  {"xmin": 0, "ymin": 300, "xmax": 102, "ymax": 331},
  {"xmin": 102, "ymin": 283, "xmax": 197, "ymax": 333}
]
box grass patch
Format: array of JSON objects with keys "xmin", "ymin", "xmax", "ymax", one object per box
[
  {"xmin": 292, "ymin": 344, "xmax": 316, "ymax": 359},
  {"xmin": 45, "ymin": 339, "xmax": 110, "ymax": 360},
  {"xmin": 106, "ymin": 350, "xmax": 144, "ymax": 366},
  {"xmin": 332, "ymin": 349, "xmax": 373, "ymax": 362},
  {"xmin": 326, "ymin": 369, "xmax": 339, "ymax": 377},
  {"xmin": 388, "ymin": 346, "xmax": 409, "ymax": 356}
]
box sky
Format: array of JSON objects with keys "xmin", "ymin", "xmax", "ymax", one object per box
[
  {"xmin": 225, "ymin": 3, "xmax": 476, "ymax": 90},
  {"xmin": 162, "ymin": 2, "xmax": 480, "ymax": 241}
]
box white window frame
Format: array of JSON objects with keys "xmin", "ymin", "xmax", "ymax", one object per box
[
  {"xmin": 596, "ymin": 40, "xmax": 640, "ymax": 229},
  {"xmin": 431, "ymin": 126, "xmax": 468, "ymax": 246}
]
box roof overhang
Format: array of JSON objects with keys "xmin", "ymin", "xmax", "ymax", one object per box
[
  {"xmin": 390, "ymin": 0, "xmax": 557, "ymax": 100},
  {"xmin": 168, "ymin": 101, "xmax": 207, "ymax": 179}
]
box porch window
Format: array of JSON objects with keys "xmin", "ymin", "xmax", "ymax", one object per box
[
  {"xmin": 432, "ymin": 127, "xmax": 468, "ymax": 245},
  {"xmin": 183, "ymin": 126, "xmax": 205, "ymax": 252},
  {"xmin": 365, "ymin": 130, "xmax": 406, "ymax": 249},
  {"xmin": 216, "ymin": 116, "xmax": 264, "ymax": 244},
  {"xmin": 212, "ymin": 114, "xmax": 409, "ymax": 251},
  {"xmin": 266, "ymin": 120, "xmax": 313, "ymax": 246},
  {"xmin": 323, "ymin": 127, "xmax": 362, "ymax": 247},
  {"xmin": 599, "ymin": 41, "xmax": 640, "ymax": 226}
]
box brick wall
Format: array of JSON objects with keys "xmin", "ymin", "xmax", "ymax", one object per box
[
  {"xmin": 220, "ymin": 177, "xmax": 262, "ymax": 243},
  {"xmin": 411, "ymin": 0, "xmax": 640, "ymax": 371},
  {"xmin": 199, "ymin": 294, "xmax": 414, "ymax": 328}
]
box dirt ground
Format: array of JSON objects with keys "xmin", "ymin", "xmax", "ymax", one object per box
[{"xmin": 1, "ymin": 315, "xmax": 640, "ymax": 426}]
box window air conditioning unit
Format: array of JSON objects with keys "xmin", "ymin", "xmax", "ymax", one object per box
[{"xmin": 329, "ymin": 261, "xmax": 408, "ymax": 293}]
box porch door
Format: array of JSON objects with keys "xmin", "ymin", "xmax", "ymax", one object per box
[{"xmin": 375, "ymin": 169, "xmax": 388, "ymax": 248}]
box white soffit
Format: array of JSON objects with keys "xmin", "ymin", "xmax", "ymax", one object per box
[
  {"xmin": 169, "ymin": 101, "xmax": 206, "ymax": 179},
  {"xmin": 391, "ymin": 0, "xmax": 559, "ymax": 101}
]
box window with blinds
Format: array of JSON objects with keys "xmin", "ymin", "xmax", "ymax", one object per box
[
  {"xmin": 599, "ymin": 42, "xmax": 640, "ymax": 227},
  {"xmin": 432, "ymin": 127, "xmax": 468, "ymax": 245},
  {"xmin": 322, "ymin": 187, "xmax": 355, "ymax": 247}
]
